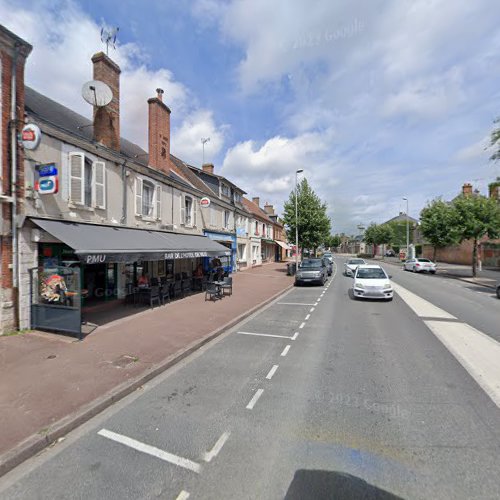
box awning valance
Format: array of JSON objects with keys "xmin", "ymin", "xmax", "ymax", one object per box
[
  {"xmin": 275, "ymin": 240, "xmax": 291, "ymax": 250},
  {"xmin": 31, "ymin": 218, "xmax": 231, "ymax": 264}
]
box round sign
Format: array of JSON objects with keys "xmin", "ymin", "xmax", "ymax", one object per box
[
  {"xmin": 21, "ymin": 124, "xmax": 42, "ymax": 150},
  {"xmin": 200, "ymin": 197, "xmax": 211, "ymax": 208}
]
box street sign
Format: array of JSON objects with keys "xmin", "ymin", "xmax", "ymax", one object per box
[
  {"xmin": 36, "ymin": 163, "xmax": 58, "ymax": 177},
  {"xmin": 36, "ymin": 176, "xmax": 58, "ymax": 195},
  {"xmin": 21, "ymin": 124, "xmax": 41, "ymax": 150},
  {"xmin": 200, "ymin": 197, "xmax": 211, "ymax": 208}
]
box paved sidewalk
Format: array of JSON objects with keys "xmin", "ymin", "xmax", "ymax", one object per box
[{"xmin": 0, "ymin": 262, "xmax": 293, "ymax": 476}]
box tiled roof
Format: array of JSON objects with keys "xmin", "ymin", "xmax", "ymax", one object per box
[{"xmin": 242, "ymin": 197, "xmax": 273, "ymax": 223}]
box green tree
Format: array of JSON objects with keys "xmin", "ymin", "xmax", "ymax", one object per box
[
  {"xmin": 452, "ymin": 194, "xmax": 500, "ymax": 276},
  {"xmin": 363, "ymin": 223, "xmax": 394, "ymax": 256},
  {"xmin": 387, "ymin": 220, "xmax": 413, "ymax": 246},
  {"xmin": 420, "ymin": 198, "xmax": 459, "ymax": 261},
  {"xmin": 282, "ymin": 178, "xmax": 331, "ymax": 256}
]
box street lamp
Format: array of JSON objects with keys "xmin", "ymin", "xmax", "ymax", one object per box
[
  {"xmin": 295, "ymin": 169, "xmax": 304, "ymax": 272},
  {"xmin": 403, "ymin": 197, "xmax": 409, "ymax": 259}
]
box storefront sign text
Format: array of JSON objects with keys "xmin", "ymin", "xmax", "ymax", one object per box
[
  {"xmin": 164, "ymin": 251, "xmax": 208, "ymax": 259},
  {"xmin": 85, "ymin": 254, "xmax": 107, "ymax": 264}
]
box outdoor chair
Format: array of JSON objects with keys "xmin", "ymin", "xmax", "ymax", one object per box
[
  {"xmin": 149, "ymin": 285, "xmax": 161, "ymax": 308},
  {"xmin": 124, "ymin": 283, "xmax": 135, "ymax": 305},
  {"xmin": 159, "ymin": 283, "xmax": 170, "ymax": 305},
  {"xmin": 220, "ymin": 276, "xmax": 233, "ymax": 296},
  {"xmin": 205, "ymin": 282, "xmax": 221, "ymax": 301},
  {"xmin": 172, "ymin": 279, "xmax": 183, "ymax": 299}
]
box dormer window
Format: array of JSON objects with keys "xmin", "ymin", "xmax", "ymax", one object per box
[
  {"xmin": 234, "ymin": 192, "xmax": 242, "ymax": 203},
  {"xmin": 221, "ymin": 183, "xmax": 230, "ymax": 197}
]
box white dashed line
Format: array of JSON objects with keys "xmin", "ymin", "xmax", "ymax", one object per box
[
  {"xmin": 310, "ymin": 307, "xmax": 315, "ymax": 312},
  {"xmin": 237, "ymin": 331, "xmax": 294, "ymax": 339},
  {"xmin": 277, "ymin": 302, "xmax": 316, "ymax": 306},
  {"xmin": 266, "ymin": 365, "xmax": 279, "ymax": 380},
  {"xmin": 176, "ymin": 491, "xmax": 190, "ymax": 500},
  {"xmin": 305, "ymin": 314, "xmax": 310, "ymax": 321},
  {"xmin": 98, "ymin": 429, "xmax": 201, "ymax": 473},
  {"xmin": 291, "ymin": 332, "xmax": 299, "ymax": 340},
  {"xmin": 281, "ymin": 345, "xmax": 291, "ymax": 356},
  {"xmin": 202, "ymin": 431, "xmax": 231, "ymax": 463},
  {"xmin": 314, "ymin": 302, "xmax": 318, "ymax": 306},
  {"xmin": 299, "ymin": 322, "xmax": 305, "ymax": 329},
  {"xmin": 246, "ymin": 389, "xmax": 264, "ymax": 409}
]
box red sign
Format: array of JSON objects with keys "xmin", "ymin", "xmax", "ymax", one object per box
[{"xmin": 200, "ymin": 197, "xmax": 211, "ymax": 208}]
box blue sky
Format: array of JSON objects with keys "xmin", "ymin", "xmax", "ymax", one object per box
[{"xmin": 2, "ymin": 0, "xmax": 500, "ymax": 234}]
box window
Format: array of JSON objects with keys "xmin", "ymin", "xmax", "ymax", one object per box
[
  {"xmin": 135, "ymin": 177, "xmax": 161, "ymax": 219},
  {"xmin": 254, "ymin": 221, "xmax": 259, "ymax": 235},
  {"xmin": 183, "ymin": 196, "xmax": 193, "ymax": 226},
  {"xmin": 221, "ymin": 183, "xmax": 230, "ymax": 197},
  {"xmin": 69, "ymin": 152, "xmax": 106, "ymax": 209},
  {"xmin": 224, "ymin": 210, "xmax": 230, "ymax": 229},
  {"xmin": 234, "ymin": 192, "xmax": 242, "ymax": 203},
  {"xmin": 238, "ymin": 243, "xmax": 246, "ymax": 261},
  {"xmin": 210, "ymin": 207, "xmax": 218, "ymax": 227}
]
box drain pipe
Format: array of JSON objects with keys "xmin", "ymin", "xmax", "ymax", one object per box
[
  {"xmin": 120, "ymin": 161, "xmax": 127, "ymax": 224},
  {"xmin": 10, "ymin": 44, "xmax": 20, "ymax": 328}
]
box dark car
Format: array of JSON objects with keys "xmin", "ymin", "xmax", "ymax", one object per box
[
  {"xmin": 322, "ymin": 256, "xmax": 333, "ymax": 276},
  {"xmin": 496, "ymin": 281, "xmax": 500, "ymax": 299},
  {"xmin": 385, "ymin": 249, "xmax": 396, "ymax": 257},
  {"xmin": 295, "ymin": 258, "xmax": 327, "ymax": 286}
]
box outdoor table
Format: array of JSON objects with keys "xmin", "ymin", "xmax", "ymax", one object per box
[
  {"xmin": 212, "ymin": 281, "xmax": 225, "ymax": 298},
  {"xmin": 133, "ymin": 286, "xmax": 151, "ymax": 307}
]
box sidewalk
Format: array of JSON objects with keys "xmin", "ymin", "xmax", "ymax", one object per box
[{"xmin": 0, "ymin": 262, "xmax": 293, "ymax": 476}]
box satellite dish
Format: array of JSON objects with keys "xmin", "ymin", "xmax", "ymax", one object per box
[{"xmin": 81, "ymin": 80, "xmax": 113, "ymax": 107}]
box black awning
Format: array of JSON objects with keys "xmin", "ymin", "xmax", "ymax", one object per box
[{"xmin": 31, "ymin": 218, "xmax": 231, "ymax": 264}]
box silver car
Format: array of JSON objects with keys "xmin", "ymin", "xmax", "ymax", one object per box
[
  {"xmin": 344, "ymin": 258, "xmax": 366, "ymax": 277},
  {"xmin": 295, "ymin": 258, "xmax": 327, "ymax": 286},
  {"xmin": 403, "ymin": 258, "xmax": 436, "ymax": 274}
]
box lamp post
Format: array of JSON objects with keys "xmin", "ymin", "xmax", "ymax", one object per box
[
  {"xmin": 295, "ymin": 169, "xmax": 304, "ymax": 272},
  {"xmin": 403, "ymin": 197, "xmax": 409, "ymax": 259}
]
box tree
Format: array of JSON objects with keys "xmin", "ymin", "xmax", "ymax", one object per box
[
  {"xmin": 386, "ymin": 220, "xmax": 413, "ymax": 246},
  {"xmin": 420, "ymin": 198, "xmax": 460, "ymax": 261},
  {"xmin": 363, "ymin": 223, "xmax": 394, "ymax": 256},
  {"xmin": 282, "ymin": 178, "xmax": 331, "ymax": 256},
  {"xmin": 489, "ymin": 117, "xmax": 500, "ymax": 161},
  {"xmin": 452, "ymin": 194, "xmax": 500, "ymax": 276}
]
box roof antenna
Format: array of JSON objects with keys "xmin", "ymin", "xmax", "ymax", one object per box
[{"xmin": 100, "ymin": 26, "xmax": 119, "ymax": 56}]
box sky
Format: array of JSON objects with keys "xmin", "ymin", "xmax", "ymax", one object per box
[{"xmin": 2, "ymin": 0, "xmax": 500, "ymax": 234}]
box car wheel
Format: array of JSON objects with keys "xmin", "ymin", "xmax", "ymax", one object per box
[
  {"xmin": 412, "ymin": 266, "xmax": 417, "ymax": 273},
  {"xmin": 496, "ymin": 287, "xmax": 500, "ymax": 299},
  {"xmin": 430, "ymin": 270, "xmax": 436, "ymax": 274}
]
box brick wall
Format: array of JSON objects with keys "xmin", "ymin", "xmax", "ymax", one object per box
[{"xmin": 148, "ymin": 90, "xmax": 171, "ymax": 175}]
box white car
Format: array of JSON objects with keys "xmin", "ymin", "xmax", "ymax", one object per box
[
  {"xmin": 352, "ymin": 264, "xmax": 393, "ymax": 301},
  {"xmin": 403, "ymin": 258, "xmax": 436, "ymax": 274},
  {"xmin": 344, "ymin": 258, "xmax": 366, "ymax": 276}
]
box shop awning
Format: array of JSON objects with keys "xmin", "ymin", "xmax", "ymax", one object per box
[
  {"xmin": 275, "ymin": 240, "xmax": 291, "ymax": 250},
  {"xmin": 262, "ymin": 239, "xmax": 276, "ymax": 244},
  {"xmin": 31, "ymin": 218, "xmax": 231, "ymax": 264}
]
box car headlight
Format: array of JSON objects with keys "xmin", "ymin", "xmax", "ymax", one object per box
[
  {"xmin": 355, "ymin": 282, "xmax": 364, "ymax": 288},
  {"xmin": 383, "ymin": 283, "xmax": 392, "ymax": 289}
]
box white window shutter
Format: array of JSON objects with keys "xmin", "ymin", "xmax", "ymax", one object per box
[
  {"xmin": 180, "ymin": 195, "xmax": 185, "ymax": 225},
  {"xmin": 135, "ymin": 178, "xmax": 143, "ymax": 216},
  {"xmin": 193, "ymin": 203, "xmax": 198, "ymax": 227},
  {"xmin": 93, "ymin": 161, "xmax": 106, "ymax": 209},
  {"xmin": 69, "ymin": 152, "xmax": 84, "ymax": 205},
  {"xmin": 155, "ymin": 185, "xmax": 161, "ymax": 220}
]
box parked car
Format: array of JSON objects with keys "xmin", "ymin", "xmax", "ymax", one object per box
[
  {"xmin": 352, "ymin": 264, "xmax": 393, "ymax": 301},
  {"xmin": 323, "ymin": 252, "xmax": 333, "ymax": 263},
  {"xmin": 322, "ymin": 256, "xmax": 333, "ymax": 276},
  {"xmin": 496, "ymin": 281, "xmax": 500, "ymax": 299},
  {"xmin": 344, "ymin": 258, "xmax": 366, "ymax": 277},
  {"xmin": 295, "ymin": 258, "xmax": 327, "ymax": 286},
  {"xmin": 385, "ymin": 249, "xmax": 396, "ymax": 257},
  {"xmin": 403, "ymin": 258, "xmax": 436, "ymax": 274}
]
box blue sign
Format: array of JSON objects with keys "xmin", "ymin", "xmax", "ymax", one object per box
[{"xmin": 37, "ymin": 163, "xmax": 58, "ymax": 177}]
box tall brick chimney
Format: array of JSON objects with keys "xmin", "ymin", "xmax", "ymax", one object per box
[
  {"xmin": 264, "ymin": 202, "xmax": 275, "ymax": 215},
  {"xmin": 202, "ymin": 163, "xmax": 214, "ymax": 174},
  {"xmin": 148, "ymin": 88, "xmax": 171, "ymax": 174},
  {"xmin": 91, "ymin": 52, "xmax": 120, "ymax": 151},
  {"xmin": 252, "ymin": 197, "xmax": 260, "ymax": 207},
  {"xmin": 462, "ymin": 183, "xmax": 473, "ymax": 197}
]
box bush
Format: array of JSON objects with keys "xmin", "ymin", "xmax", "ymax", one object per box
[
  {"xmin": 392, "ymin": 245, "xmax": 400, "ymax": 254},
  {"xmin": 357, "ymin": 253, "xmax": 373, "ymax": 259}
]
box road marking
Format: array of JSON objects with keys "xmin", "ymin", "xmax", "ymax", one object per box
[
  {"xmin": 425, "ymin": 321, "xmax": 500, "ymax": 408},
  {"xmin": 98, "ymin": 429, "xmax": 201, "ymax": 473},
  {"xmin": 237, "ymin": 331, "xmax": 294, "ymax": 339},
  {"xmin": 176, "ymin": 491, "xmax": 190, "ymax": 500},
  {"xmin": 281, "ymin": 345, "xmax": 291, "ymax": 356},
  {"xmin": 305, "ymin": 314, "xmax": 310, "ymax": 321},
  {"xmin": 277, "ymin": 302, "xmax": 316, "ymax": 306},
  {"xmin": 266, "ymin": 365, "xmax": 279, "ymax": 380},
  {"xmin": 291, "ymin": 332, "xmax": 299, "ymax": 340},
  {"xmin": 314, "ymin": 302, "xmax": 318, "ymax": 306},
  {"xmin": 317, "ymin": 298, "xmax": 322, "ymax": 302},
  {"xmin": 202, "ymin": 431, "xmax": 230, "ymax": 462},
  {"xmin": 310, "ymin": 307, "xmax": 315, "ymax": 312},
  {"xmin": 299, "ymin": 322, "xmax": 305, "ymax": 329},
  {"xmin": 246, "ymin": 389, "xmax": 264, "ymax": 409},
  {"xmin": 392, "ymin": 283, "xmax": 456, "ymax": 319}
]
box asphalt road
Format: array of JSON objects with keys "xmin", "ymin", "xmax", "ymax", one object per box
[{"xmin": 1, "ymin": 259, "xmax": 499, "ymax": 499}]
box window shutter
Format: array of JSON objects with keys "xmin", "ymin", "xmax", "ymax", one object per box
[
  {"xmin": 135, "ymin": 178, "xmax": 143, "ymax": 216},
  {"xmin": 93, "ymin": 161, "xmax": 106, "ymax": 209},
  {"xmin": 193, "ymin": 203, "xmax": 198, "ymax": 227},
  {"xmin": 180, "ymin": 195, "xmax": 185, "ymax": 225},
  {"xmin": 155, "ymin": 185, "xmax": 161, "ymax": 220},
  {"xmin": 69, "ymin": 152, "xmax": 84, "ymax": 205}
]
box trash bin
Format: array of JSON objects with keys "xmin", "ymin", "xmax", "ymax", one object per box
[{"xmin": 287, "ymin": 262, "xmax": 297, "ymax": 276}]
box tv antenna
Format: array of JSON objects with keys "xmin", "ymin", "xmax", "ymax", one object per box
[
  {"xmin": 201, "ymin": 137, "xmax": 210, "ymax": 165},
  {"xmin": 81, "ymin": 80, "xmax": 113, "ymax": 107},
  {"xmin": 100, "ymin": 26, "xmax": 119, "ymax": 55}
]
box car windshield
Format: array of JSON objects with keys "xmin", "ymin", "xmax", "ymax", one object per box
[
  {"xmin": 348, "ymin": 259, "xmax": 365, "ymax": 264},
  {"xmin": 418, "ymin": 259, "xmax": 431, "ymax": 262},
  {"xmin": 356, "ymin": 268, "xmax": 387, "ymax": 279},
  {"xmin": 323, "ymin": 253, "xmax": 332, "ymax": 257},
  {"xmin": 301, "ymin": 260, "xmax": 322, "ymax": 269}
]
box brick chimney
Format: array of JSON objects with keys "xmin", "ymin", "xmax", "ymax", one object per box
[
  {"xmin": 462, "ymin": 183, "xmax": 473, "ymax": 197},
  {"xmin": 264, "ymin": 202, "xmax": 275, "ymax": 215},
  {"xmin": 148, "ymin": 88, "xmax": 171, "ymax": 174},
  {"xmin": 489, "ymin": 183, "xmax": 500, "ymax": 201},
  {"xmin": 202, "ymin": 163, "xmax": 214, "ymax": 174},
  {"xmin": 91, "ymin": 52, "xmax": 120, "ymax": 151},
  {"xmin": 252, "ymin": 197, "xmax": 260, "ymax": 207}
]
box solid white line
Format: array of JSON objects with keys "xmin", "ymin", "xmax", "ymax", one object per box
[
  {"xmin": 310, "ymin": 307, "xmax": 315, "ymax": 312},
  {"xmin": 266, "ymin": 365, "xmax": 279, "ymax": 380},
  {"xmin": 299, "ymin": 322, "xmax": 305, "ymax": 329},
  {"xmin": 291, "ymin": 332, "xmax": 299, "ymax": 340},
  {"xmin": 317, "ymin": 298, "xmax": 322, "ymax": 302},
  {"xmin": 202, "ymin": 431, "xmax": 231, "ymax": 462},
  {"xmin": 425, "ymin": 321, "xmax": 500, "ymax": 408},
  {"xmin": 176, "ymin": 491, "xmax": 190, "ymax": 500},
  {"xmin": 314, "ymin": 302, "xmax": 318, "ymax": 306},
  {"xmin": 277, "ymin": 302, "xmax": 316, "ymax": 306},
  {"xmin": 98, "ymin": 429, "xmax": 201, "ymax": 473},
  {"xmin": 237, "ymin": 331, "xmax": 293, "ymax": 339},
  {"xmin": 246, "ymin": 389, "xmax": 264, "ymax": 409},
  {"xmin": 281, "ymin": 345, "xmax": 291, "ymax": 356},
  {"xmin": 305, "ymin": 314, "xmax": 310, "ymax": 321}
]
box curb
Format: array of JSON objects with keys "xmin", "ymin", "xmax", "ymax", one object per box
[{"xmin": 0, "ymin": 282, "xmax": 294, "ymax": 478}]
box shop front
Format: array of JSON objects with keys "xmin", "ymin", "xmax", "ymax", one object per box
[
  {"xmin": 29, "ymin": 218, "xmax": 231, "ymax": 339},
  {"xmin": 203, "ymin": 230, "xmax": 237, "ymax": 273},
  {"xmin": 261, "ymin": 239, "xmax": 276, "ymax": 264}
]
